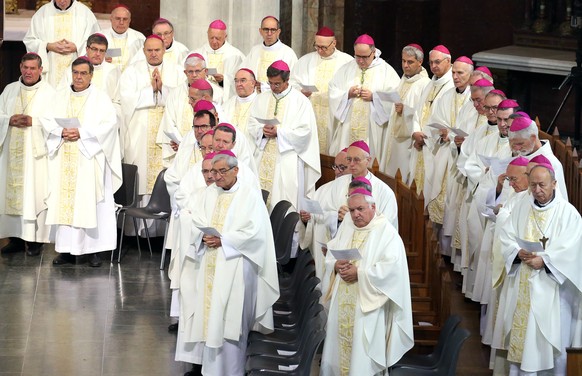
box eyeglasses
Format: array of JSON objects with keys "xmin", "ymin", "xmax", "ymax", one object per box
[
  {"xmin": 261, "ymin": 27, "xmax": 279, "ymax": 34},
  {"xmin": 313, "ymin": 40, "xmax": 334, "ymax": 51},
  {"xmin": 193, "ymin": 123, "xmax": 212, "ymax": 130},
  {"xmin": 88, "ymin": 46, "xmax": 107, "ymax": 54},
  {"xmin": 155, "ymin": 31, "xmax": 173, "ymax": 37},
  {"xmin": 185, "ymin": 69, "xmax": 205, "ymax": 75},
  {"xmin": 210, "ymin": 166, "xmax": 235, "ymax": 176},
  {"xmin": 72, "ymin": 70, "xmax": 90, "ymax": 77},
  {"xmin": 429, "ymin": 59, "xmax": 447, "ymax": 66},
  {"xmin": 354, "ymin": 51, "xmax": 374, "ymax": 60},
  {"xmin": 484, "ymin": 105, "xmax": 498, "ymax": 112},
  {"xmin": 332, "ymin": 164, "xmax": 348, "ymax": 172},
  {"xmin": 346, "ymin": 157, "xmax": 365, "ymax": 164}
]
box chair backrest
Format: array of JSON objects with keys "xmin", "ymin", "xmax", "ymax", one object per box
[
  {"xmin": 114, "ymin": 163, "xmax": 138, "ymax": 208},
  {"xmin": 270, "ymin": 200, "xmax": 293, "ymax": 239},
  {"xmin": 433, "ymin": 315, "xmax": 462, "ymax": 360},
  {"xmin": 144, "ymin": 169, "xmax": 171, "ymax": 214},
  {"xmin": 437, "ymin": 327, "xmax": 470, "ymax": 376},
  {"xmin": 275, "ymin": 212, "xmax": 300, "ymax": 265}
]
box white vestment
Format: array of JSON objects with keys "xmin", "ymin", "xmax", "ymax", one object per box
[
  {"xmin": 247, "ymin": 86, "xmax": 321, "ymax": 211},
  {"xmin": 101, "ymin": 27, "xmax": 146, "ymax": 71},
  {"xmin": 492, "ymin": 194, "xmax": 582, "ymax": 374},
  {"xmin": 320, "ymin": 213, "xmax": 414, "ymax": 375},
  {"xmin": 407, "ymin": 69, "xmax": 454, "ymax": 190},
  {"xmin": 41, "ymin": 85, "xmax": 122, "ymax": 255},
  {"xmin": 119, "ymin": 60, "xmax": 184, "ymax": 194},
  {"xmin": 0, "ymin": 79, "xmax": 57, "ymax": 242},
  {"xmin": 379, "ymin": 67, "xmax": 431, "ymax": 179},
  {"xmin": 222, "ymin": 92, "xmax": 258, "ymax": 153},
  {"xmin": 240, "ymin": 40, "xmax": 298, "ymax": 93},
  {"xmin": 328, "ymin": 50, "xmax": 400, "ymax": 158},
  {"xmin": 290, "ymin": 49, "xmax": 352, "ymax": 154},
  {"xmin": 23, "ymin": 0, "xmax": 100, "ymax": 88},
  {"xmin": 176, "ymin": 181, "xmax": 279, "ymax": 376},
  {"xmin": 193, "ymin": 40, "xmax": 246, "ymax": 102}
]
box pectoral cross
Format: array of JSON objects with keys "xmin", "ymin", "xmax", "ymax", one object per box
[{"xmin": 539, "ymin": 236, "xmax": 549, "ymax": 250}]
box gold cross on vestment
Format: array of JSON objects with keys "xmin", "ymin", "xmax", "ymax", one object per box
[{"xmin": 539, "ymin": 236, "xmax": 549, "ymax": 250}]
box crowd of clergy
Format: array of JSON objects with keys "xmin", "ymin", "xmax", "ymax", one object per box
[{"xmin": 0, "ymin": 0, "xmax": 580, "ymax": 375}]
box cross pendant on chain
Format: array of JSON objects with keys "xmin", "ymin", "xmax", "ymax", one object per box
[{"xmin": 539, "ymin": 236, "xmax": 549, "ymax": 250}]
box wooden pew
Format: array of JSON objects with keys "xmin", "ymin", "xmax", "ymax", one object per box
[{"xmin": 567, "ymin": 348, "xmax": 582, "ymax": 376}]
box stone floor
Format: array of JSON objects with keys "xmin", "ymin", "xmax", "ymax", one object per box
[{"xmin": 0, "ymin": 237, "xmax": 492, "ymax": 375}]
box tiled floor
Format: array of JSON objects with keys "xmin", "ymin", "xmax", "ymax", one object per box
[{"xmin": 0, "ymin": 237, "xmax": 492, "ymax": 376}]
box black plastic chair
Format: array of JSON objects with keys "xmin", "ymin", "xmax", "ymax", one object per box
[
  {"xmin": 270, "ymin": 200, "xmax": 293, "ymax": 240},
  {"xmin": 111, "ymin": 163, "xmax": 138, "ymax": 263},
  {"xmin": 122, "ymin": 169, "xmax": 171, "ymax": 269},
  {"xmin": 275, "ymin": 212, "xmax": 300, "ymax": 266},
  {"xmin": 392, "ymin": 315, "xmax": 462, "ymax": 369},
  {"xmin": 390, "ymin": 327, "xmax": 470, "ymax": 376}
]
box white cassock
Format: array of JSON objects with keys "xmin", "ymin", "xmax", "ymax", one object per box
[
  {"xmin": 23, "ymin": 1, "xmax": 100, "ymax": 88},
  {"xmin": 290, "ymin": 49, "xmax": 353, "ymax": 154},
  {"xmin": 407, "ymin": 69, "xmax": 454, "ymax": 191},
  {"xmin": 492, "ymin": 194, "xmax": 582, "ymax": 375},
  {"xmin": 119, "ymin": 60, "xmax": 184, "ymax": 195},
  {"xmin": 193, "ymin": 41, "xmax": 246, "ymax": 102},
  {"xmin": 379, "ymin": 67, "xmax": 431, "ymax": 179},
  {"xmin": 101, "ymin": 27, "xmax": 146, "ymax": 72},
  {"xmin": 0, "ymin": 78, "xmax": 57, "ymax": 242},
  {"xmin": 240, "ymin": 40, "xmax": 298, "ymax": 93},
  {"xmin": 328, "ymin": 50, "xmax": 400, "ymax": 158},
  {"xmin": 222, "ymin": 91, "xmax": 258, "ymax": 153},
  {"xmin": 316, "ymin": 173, "xmax": 399, "ymax": 291},
  {"xmin": 465, "ymin": 133, "xmax": 512, "ymax": 304},
  {"xmin": 320, "ymin": 213, "xmax": 414, "ymax": 376},
  {"xmin": 127, "ymin": 39, "xmax": 190, "ymax": 67},
  {"xmin": 247, "ymin": 86, "xmax": 321, "ymax": 211},
  {"xmin": 176, "ymin": 181, "xmax": 279, "ymax": 376},
  {"xmin": 40, "ymin": 85, "xmax": 122, "ymax": 255}
]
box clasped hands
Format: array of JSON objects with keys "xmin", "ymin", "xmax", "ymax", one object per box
[
  {"xmin": 203, "ymin": 235, "xmax": 222, "ymax": 249},
  {"xmin": 263, "ymin": 124, "xmax": 277, "ymax": 138},
  {"xmin": 47, "ymin": 39, "xmax": 77, "ymax": 55},
  {"xmin": 335, "ymin": 260, "xmax": 358, "ymax": 283},
  {"xmin": 62, "ymin": 128, "xmax": 80, "ymax": 142},
  {"xmin": 151, "ymin": 67, "xmax": 163, "ymax": 92},
  {"xmin": 9, "ymin": 114, "xmax": 32, "ymax": 128},
  {"xmin": 348, "ymin": 85, "xmax": 372, "ymax": 101},
  {"xmin": 518, "ymin": 249, "xmax": 544, "ymax": 270}
]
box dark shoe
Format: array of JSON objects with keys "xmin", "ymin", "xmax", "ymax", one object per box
[
  {"xmin": 88, "ymin": 253, "xmax": 102, "ymax": 267},
  {"xmin": 168, "ymin": 322, "xmax": 178, "ymax": 333},
  {"xmin": 1, "ymin": 238, "xmax": 25, "ymax": 254},
  {"xmin": 184, "ymin": 364, "xmax": 202, "ymax": 376},
  {"xmin": 53, "ymin": 253, "xmax": 75, "ymax": 265},
  {"xmin": 25, "ymin": 242, "xmax": 43, "ymax": 257}
]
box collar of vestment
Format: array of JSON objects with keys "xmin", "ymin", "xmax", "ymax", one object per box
[
  {"xmin": 54, "ymin": 0, "xmax": 74, "ymax": 12},
  {"xmin": 262, "ymin": 40, "xmax": 283, "ymax": 50},
  {"xmin": 111, "ymin": 30, "xmax": 128, "ymax": 38},
  {"xmin": 237, "ymin": 91, "xmax": 257, "ymax": 103},
  {"xmin": 456, "ymin": 86, "xmax": 469, "ymax": 94},
  {"xmin": 530, "ymin": 191, "xmax": 560, "ymax": 211},
  {"xmin": 404, "ymin": 67, "xmax": 429, "ymax": 82},
  {"xmin": 208, "ymin": 41, "xmax": 230, "ymax": 53},
  {"xmin": 365, "ymin": 48, "xmax": 384, "ymax": 70},
  {"xmin": 70, "ymin": 84, "xmax": 92, "ymax": 97},
  {"xmin": 432, "ymin": 68, "xmax": 452, "ymax": 85},
  {"xmin": 351, "ymin": 212, "xmax": 386, "ymax": 232},
  {"xmin": 148, "ymin": 61, "xmax": 164, "ymax": 69},
  {"xmin": 19, "ymin": 77, "xmax": 43, "ymax": 91},
  {"xmin": 351, "ymin": 171, "xmax": 373, "ymax": 181},
  {"xmin": 319, "ymin": 49, "xmax": 340, "ymax": 61},
  {"xmin": 272, "ymin": 86, "xmax": 292, "ymax": 99},
  {"xmin": 219, "ymin": 179, "xmax": 240, "ymax": 193}
]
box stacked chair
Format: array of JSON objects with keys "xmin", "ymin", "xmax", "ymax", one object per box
[{"xmin": 246, "ymin": 202, "xmax": 326, "ymax": 375}]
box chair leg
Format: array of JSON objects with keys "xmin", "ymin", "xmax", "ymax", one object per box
[
  {"xmin": 117, "ymin": 212, "xmax": 127, "ymax": 263},
  {"xmin": 111, "ymin": 211, "xmax": 119, "ymax": 264},
  {"xmin": 160, "ymin": 219, "xmax": 170, "ymax": 270},
  {"xmin": 143, "ymin": 218, "xmax": 153, "ymax": 256},
  {"xmin": 133, "ymin": 217, "xmax": 141, "ymax": 254}
]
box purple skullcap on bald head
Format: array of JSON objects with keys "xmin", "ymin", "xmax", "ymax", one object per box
[
  {"xmin": 270, "ymin": 60, "xmax": 289, "ymax": 72},
  {"xmin": 190, "ymin": 79, "xmax": 212, "ymax": 90},
  {"xmin": 203, "ymin": 152, "xmax": 217, "ymax": 161},
  {"xmin": 489, "ymin": 89, "xmax": 506, "ymax": 97},
  {"xmin": 455, "ymin": 56, "xmax": 473, "ymax": 65},
  {"xmin": 509, "ymin": 156, "xmax": 529, "ymax": 167},
  {"xmin": 513, "ymin": 111, "xmax": 530, "ymax": 119},
  {"xmin": 146, "ymin": 34, "xmax": 164, "ymax": 43},
  {"xmin": 316, "ymin": 27, "xmax": 335, "ymax": 37},
  {"xmin": 431, "ymin": 45, "xmax": 450, "ymax": 55},
  {"xmin": 193, "ymin": 99, "xmax": 215, "ymax": 112},
  {"xmin": 509, "ymin": 116, "xmax": 534, "ymax": 132},
  {"xmin": 112, "ymin": 4, "xmax": 130, "ymax": 11},
  {"xmin": 352, "ymin": 176, "xmax": 371, "ymax": 186},
  {"xmin": 535, "ymin": 162, "xmax": 554, "ymax": 172},
  {"xmin": 238, "ymin": 68, "xmax": 255, "ymax": 76},
  {"xmin": 340, "ymin": 147, "xmax": 348, "ymax": 153},
  {"xmin": 209, "ymin": 19, "xmax": 227, "ymax": 30},
  {"xmin": 475, "ymin": 66, "xmax": 492, "ymax": 77},
  {"xmin": 473, "ymin": 78, "xmax": 493, "ymax": 87},
  {"xmin": 186, "ymin": 52, "xmax": 205, "ymax": 62},
  {"xmin": 406, "ymin": 43, "xmax": 423, "ymax": 53},
  {"xmin": 216, "ymin": 122, "xmax": 236, "ymax": 134},
  {"xmin": 202, "ymin": 130, "xmax": 215, "ymax": 140},
  {"xmin": 350, "ymin": 188, "xmax": 372, "ymax": 197},
  {"xmin": 217, "ymin": 149, "xmax": 236, "ymax": 158},
  {"xmin": 349, "ymin": 140, "xmax": 370, "ymax": 154},
  {"xmin": 355, "ymin": 34, "xmax": 374, "ymax": 45},
  {"xmin": 498, "ymin": 99, "xmax": 519, "ymax": 109},
  {"xmin": 262, "ymin": 15, "xmax": 279, "ymax": 24},
  {"xmin": 530, "ymin": 155, "xmax": 551, "ymax": 165}
]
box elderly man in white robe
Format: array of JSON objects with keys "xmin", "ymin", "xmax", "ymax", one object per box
[
  {"xmin": 222, "ymin": 68, "xmax": 259, "ymax": 151},
  {"xmin": 23, "ymin": 0, "xmax": 100, "ymax": 88},
  {"xmin": 408, "ymin": 44, "xmax": 454, "ymax": 192},
  {"xmin": 320, "ymin": 188, "xmax": 413, "ymax": 376},
  {"xmin": 175, "ymin": 150, "xmax": 279, "ymax": 376},
  {"xmin": 290, "ymin": 26, "xmax": 352, "ymax": 154},
  {"xmin": 157, "ymin": 56, "xmax": 223, "ymax": 167},
  {"xmin": 247, "ymin": 60, "xmax": 321, "ymax": 211},
  {"xmin": 101, "ymin": 4, "xmax": 145, "ymax": 71},
  {"xmin": 127, "ymin": 18, "xmax": 189, "ymax": 67},
  {"xmin": 193, "ymin": 20, "xmax": 245, "ymax": 102},
  {"xmin": 0, "ymin": 53, "xmax": 57, "ymax": 256},
  {"xmin": 41, "ymin": 57, "xmax": 122, "ymax": 268},
  {"xmin": 328, "ymin": 34, "xmax": 400, "ymax": 158},
  {"xmin": 379, "ymin": 43, "xmax": 430, "ymax": 179},
  {"xmin": 241, "ymin": 16, "xmax": 298, "ymax": 94},
  {"xmin": 492, "ymin": 164, "xmax": 582, "ymax": 375}
]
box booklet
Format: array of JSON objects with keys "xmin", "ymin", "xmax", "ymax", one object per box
[
  {"xmin": 376, "ymin": 91, "xmax": 402, "ymax": 103},
  {"xmin": 301, "ymin": 198, "xmax": 323, "ymax": 215},
  {"xmin": 300, "ymin": 84, "xmax": 319, "ymax": 93},
  {"xmin": 106, "ymin": 48, "xmax": 122, "ymax": 58},
  {"xmin": 197, "ymin": 226, "xmax": 222, "ymax": 238},
  {"xmin": 55, "ymin": 118, "xmax": 81, "ymax": 129},
  {"xmin": 207, "ymin": 67, "xmax": 218, "ymax": 75},
  {"xmin": 330, "ymin": 248, "xmax": 362, "ymax": 260},
  {"xmin": 254, "ymin": 117, "xmax": 280, "ymax": 126},
  {"xmin": 517, "ymin": 237, "xmax": 545, "ymax": 254}
]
